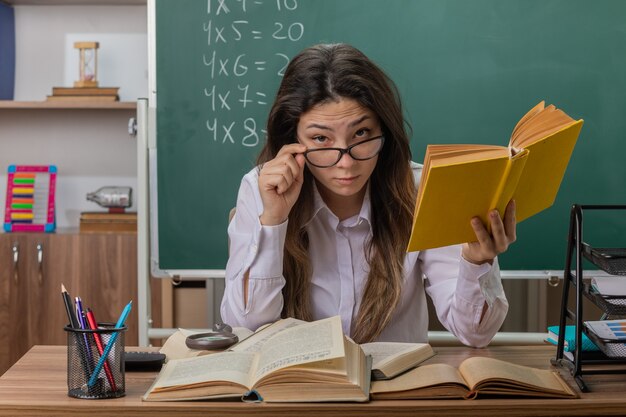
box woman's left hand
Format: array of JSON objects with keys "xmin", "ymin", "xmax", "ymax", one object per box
[{"xmin": 462, "ymin": 200, "xmax": 517, "ymax": 265}]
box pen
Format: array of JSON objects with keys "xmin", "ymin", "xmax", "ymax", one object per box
[
  {"xmin": 75, "ymin": 297, "xmax": 94, "ymax": 367},
  {"xmin": 85, "ymin": 308, "xmax": 117, "ymax": 391},
  {"xmin": 88, "ymin": 301, "xmax": 132, "ymax": 387}
]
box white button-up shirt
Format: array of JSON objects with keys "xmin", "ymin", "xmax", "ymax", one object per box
[{"xmin": 221, "ymin": 163, "xmax": 509, "ymax": 347}]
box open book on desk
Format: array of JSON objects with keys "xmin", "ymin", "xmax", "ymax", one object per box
[
  {"xmin": 143, "ymin": 316, "xmax": 371, "ymax": 402},
  {"xmin": 408, "ymin": 101, "xmax": 583, "ymax": 251},
  {"xmin": 371, "ymin": 356, "xmax": 577, "ymax": 400},
  {"xmin": 361, "ymin": 342, "xmax": 435, "ymax": 380},
  {"xmin": 159, "ymin": 317, "xmax": 434, "ymax": 381}
]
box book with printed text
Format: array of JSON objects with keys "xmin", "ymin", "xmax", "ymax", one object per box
[
  {"xmin": 158, "ymin": 319, "xmax": 433, "ymax": 382},
  {"xmin": 371, "ymin": 356, "xmax": 578, "ymax": 400},
  {"xmin": 143, "ymin": 316, "xmax": 371, "ymax": 403},
  {"xmin": 361, "ymin": 342, "xmax": 435, "ymax": 380},
  {"xmin": 408, "ymin": 101, "xmax": 583, "ymax": 251}
]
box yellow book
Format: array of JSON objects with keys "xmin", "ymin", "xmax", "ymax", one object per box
[{"xmin": 407, "ymin": 101, "xmax": 584, "ymax": 251}]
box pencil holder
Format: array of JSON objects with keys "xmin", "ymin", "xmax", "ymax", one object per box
[{"xmin": 64, "ymin": 323, "xmax": 127, "ymax": 399}]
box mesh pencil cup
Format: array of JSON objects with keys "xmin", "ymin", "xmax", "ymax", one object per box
[{"xmin": 64, "ymin": 323, "xmax": 127, "ymax": 399}]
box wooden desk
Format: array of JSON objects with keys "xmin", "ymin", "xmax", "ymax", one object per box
[{"xmin": 0, "ymin": 345, "xmax": 625, "ymax": 416}]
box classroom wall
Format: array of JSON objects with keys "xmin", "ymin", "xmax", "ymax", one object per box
[{"xmin": 0, "ymin": 5, "xmax": 147, "ymax": 228}]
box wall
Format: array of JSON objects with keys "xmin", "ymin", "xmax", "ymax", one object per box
[{"xmin": 0, "ymin": 4, "xmax": 147, "ymax": 228}]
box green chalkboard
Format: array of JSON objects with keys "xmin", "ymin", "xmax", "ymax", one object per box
[{"xmin": 153, "ymin": 0, "xmax": 626, "ymax": 272}]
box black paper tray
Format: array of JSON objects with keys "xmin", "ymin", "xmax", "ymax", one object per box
[
  {"xmin": 583, "ymin": 283, "xmax": 626, "ymax": 316},
  {"xmin": 582, "ymin": 243, "xmax": 626, "ymax": 276},
  {"xmin": 583, "ymin": 325, "xmax": 626, "ymax": 359}
]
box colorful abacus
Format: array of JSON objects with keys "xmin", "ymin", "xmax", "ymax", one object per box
[{"xmin": 3, "ymin": 165, "xmax": 56, "ymax": 232}]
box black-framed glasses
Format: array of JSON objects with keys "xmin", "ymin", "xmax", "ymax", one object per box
[{"xmin": 302, "ymin": 135, "xmax": 385, "ymax": 168}]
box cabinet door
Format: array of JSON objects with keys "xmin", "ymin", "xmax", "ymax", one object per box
[
  {"xmin": 26, "ymin": 234, "xmax": 79, "ymax": 346},
  {"xmin": 74, "ymin": 233, "xmax": 139, "ymax": 346},
  {"xmin": 0, "ymin": 234, "xmax": 22, "ymax": 374},
  {"xmin": 0, "ymin": 234, "xmax": 63, "ymax": 374},
  {"xmin": 24, "ymin": 233, "xmax": 139, "ymax": 346}
]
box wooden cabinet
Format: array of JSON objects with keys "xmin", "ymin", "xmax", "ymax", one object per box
[
  {"xmin": 0, "ymin": 231, "xmax": 158, "ymax": 375},
  {"xmin": 0, "ymin": 236, "xmax": 19, "ymax": 374}
]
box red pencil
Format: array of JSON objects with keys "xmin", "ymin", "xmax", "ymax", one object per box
[{"xmin": 85, "ymin": 308, "xmax": 117, "ymax": 391}]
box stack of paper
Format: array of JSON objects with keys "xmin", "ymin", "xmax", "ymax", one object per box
[
  {"xmin": 584, "ymin": 320, "xmax": 626, "ymax": 341},
  {"xmin": 591, "ymin": 277, "xmax": 626, "ymax": 296},
  {"xmin": 584, "ymin": 319, "xmax": 626, "ymax": 358}
]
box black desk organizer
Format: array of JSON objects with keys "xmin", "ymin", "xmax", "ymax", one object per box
[{"xmin": 552, "ymin": 204, "xmax": 626, "ymax": 392}]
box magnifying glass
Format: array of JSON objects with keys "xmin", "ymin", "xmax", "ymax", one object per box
[{"xmin": 185, "ymin": 323, "xmax": 239, "ymax": 350}]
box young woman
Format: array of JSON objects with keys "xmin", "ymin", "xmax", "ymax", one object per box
[{"xmin": 221, "ymin": 43, "xmax": 515, "ymax": 347}]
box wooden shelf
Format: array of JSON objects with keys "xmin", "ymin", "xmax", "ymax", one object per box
[
  {"xmin": 1, "ymin": 227, "xmax": 79, "ymax": 235},
  {"xmin": 0, "ymin": 100, "xmax": 136, "ymax": 110}
]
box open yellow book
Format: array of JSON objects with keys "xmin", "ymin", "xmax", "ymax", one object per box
[
  {"xmin": 361, "ymin": 342, "xmax": 435, "ymax": 380},
  {"xmin": 143, "ymin": 316, "xmax": 371, "ymax": 402},
  {"xmin": 408, "ymin": 101, "xmax": 584, "ymax": 251},
  {"xmin": 371, "ymin": 356, "xmax": 578, "ymax": 400}
]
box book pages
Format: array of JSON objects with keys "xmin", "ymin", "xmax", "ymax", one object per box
[
  {"xmin": 361, "ymin": 342, "xmax": 421, "ymax": 369},
  {"xmin": 459, "ymin": 357, "xmax": 569, "ymax": 394},
  {"xmin": 152, "ymin": 351, "xmax": 256, "ymax": 391},
  {"xmin": 253, "ymin": 316, "xmax": 345, "ymax": 383},
  {"xmin": 370, "ymin": 363, "xmax": 467, "ymax": 395},
  {"xmin": 231, "ymin": 318, "xmax": 306, "ymax": 353}
]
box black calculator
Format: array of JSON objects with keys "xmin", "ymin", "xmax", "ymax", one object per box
[{"xmin": 124, "ymin": 351, "xmax": 166, "ymax": 372}]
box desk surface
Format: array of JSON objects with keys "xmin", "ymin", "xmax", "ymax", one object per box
[{"xmin": 0, "ymin": 345, "xmax": 625, "ymax": 417}]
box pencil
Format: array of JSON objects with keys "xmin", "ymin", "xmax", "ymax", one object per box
[
  {"xmin": 61, "ymin": 284, "xmax": 80, "ymax": 329},
  {"xmin": 61, "ymin": 284, "xmax": 90, "ymax": 380}
]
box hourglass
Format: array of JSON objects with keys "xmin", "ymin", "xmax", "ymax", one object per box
[{"xmin": 74, "ymin": 42, "xmax": 99, "ymax": 88}]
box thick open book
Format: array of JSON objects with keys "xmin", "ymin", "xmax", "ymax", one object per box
[
  {"xmin": 158, "ymin": 319, "xmax": 432, "ymax": 382},
  {"xmin": 408, "ymin": 101, "xmax": 583, "ymax": 251},
  {"xmin": 143, "ymin": 316, "xmax": 371, "ymax": 402},
  {"xmin": 370, "ymin": 356, "xmax": 577, "ymax": 400},
  {"xmin": 361, "ymin": 342, "xmax": 435, "ymax": 380}
]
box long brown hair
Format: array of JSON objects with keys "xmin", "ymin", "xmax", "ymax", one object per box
[{"xmin": 257, "ymin": 44, "xmax": 415, "ymax": 342}]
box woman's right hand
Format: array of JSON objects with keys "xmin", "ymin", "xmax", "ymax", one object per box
[{"xmin": 258, "ymin": 143, "xmax": 307, "ymax": 225}]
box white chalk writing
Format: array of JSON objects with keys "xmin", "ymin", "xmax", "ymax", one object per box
[{"xmin": 202, "ymin": 0, "xmax": 303, "ymax": 148}]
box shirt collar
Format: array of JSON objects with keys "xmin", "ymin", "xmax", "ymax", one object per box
[{"xmin": 302, "ymin": 180, "xmax": 372, "ymax": 229}]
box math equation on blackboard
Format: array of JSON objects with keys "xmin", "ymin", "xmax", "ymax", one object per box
[{"xmin": 201, "ymin": 0, "xmax": 305, "ymax": 148}]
